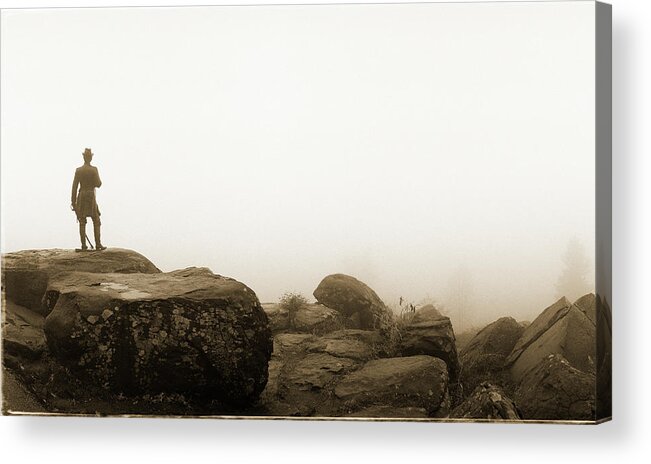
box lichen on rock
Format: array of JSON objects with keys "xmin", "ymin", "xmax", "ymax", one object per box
[{"xmin": 43, "ymin": 267, "xmax": 272, "ymax": 408}]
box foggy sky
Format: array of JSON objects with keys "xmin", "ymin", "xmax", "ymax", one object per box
[{"xmin": 1, "ymin": 3, "xmax": 596, "ymax": 330}]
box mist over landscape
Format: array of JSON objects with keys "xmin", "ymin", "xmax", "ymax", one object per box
[{"xmin": 1, "ymin": 3, "xmax": 596, "ymax": 332}]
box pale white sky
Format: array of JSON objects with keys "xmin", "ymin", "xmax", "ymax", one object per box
[{"xmin": 1, "ymin": 2, "xmax": 596, "ymax": 328}]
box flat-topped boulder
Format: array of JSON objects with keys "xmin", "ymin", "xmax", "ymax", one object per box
[
  {"xmin": 43, "ymin": 266, "xmax": 272, "ymax": 408},
  {"xmin": 262, "ymin": 302, "xmax": 341, "ymax": 334},
  {"xmin": 306, "ymin": 335, "xmax": 375, "ymax": 361},
  {"xmin": 313, "ymin": 274, "xmax": 390, "ymax": 330},
  {"xmin": 459, "ymin": 316, "xmax": 524, "ymax": 395},
  {"xmin": 302, "ymin": 329, "xmax": 382, "ymax": 361},
  {"xmin": 272, "ymin": 333, "xmax": 314, "ymax": 355},
  {"xmin": 2, "ymin": 248, "xmax": 161, "ymax": 315},
  {"xmin": 505, "ymin": 295, "xmax": 596, "ymax": 383}
]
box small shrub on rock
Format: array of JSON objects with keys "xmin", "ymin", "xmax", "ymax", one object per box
[{"xmin": 279, "ymin": 292, "xmax": 309, "ymax": 330}]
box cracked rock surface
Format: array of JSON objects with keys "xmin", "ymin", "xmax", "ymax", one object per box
[{"xmin": 514, "ymin": 354, "xmax": 595, "ymax": 421}]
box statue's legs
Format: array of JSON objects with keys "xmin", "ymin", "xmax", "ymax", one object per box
[
  {"xmin": 92, "ymin": 215, "xmax": 106, "ymax": 250},
  {"xmin": 78, "ymin": 219, "xmax": 88, "ymax": 250}
]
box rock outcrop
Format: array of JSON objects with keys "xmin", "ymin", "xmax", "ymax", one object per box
[
  {"xmin": 459, "ymin": 316, "xmax": 524, "ymax": 395},
  {"xmin": 313, "ymin": 274, "xmax": 390, "ymax": 329},
  {"xmin": 451, "ymin": 382, "xmax": 521, "ymax": 420},
  {"xmin": 2, "ymin": 248, "xmax": 160, "ymax": 315},
  {"xmin": 305, "ymin": 330, "xmax": 379, "ymax": 361},
  {"xmin": 334, "ymin": 356, "xmax": 450, "ymax": 417},
  {"xmin": 259, "ymin": 329, "xmax": 449, "ymax": 418},
  {"xmin": 3, "ymin": 247, "xmax": 604, "ymax": 422},
  {"xmin": 514, "ymin": 354, "xmax": 595, "ymax": 421},
  {"xmin": 42, "ymin": 266, "xmax": 272, "ymax": 407},
  {"xmin": 505, "ymin": 295, "xmax": 596, "ymax": 383},
  {"xmin": 262, "ymin": 302, "xmax": 341, "ymax": 334},
  {"xmin": 262, "ymin": 329, "xmax": 370, "ymax": 416},
  {"xmin": 398, "ymin": 308, "xmax": 461, "ymax": 403}
]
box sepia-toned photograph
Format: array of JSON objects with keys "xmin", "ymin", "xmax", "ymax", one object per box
[{"xmin": 1, "ymin": 1, "xmax": 611, "ymax": 423}]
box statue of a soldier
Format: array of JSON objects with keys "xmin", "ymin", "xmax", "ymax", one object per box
[{"xmin": 71, "ymin": 148, "xmax": 106, "ymax": 251}]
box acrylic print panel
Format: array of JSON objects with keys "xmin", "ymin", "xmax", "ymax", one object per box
[{"xmin": 0, "ymin": 1, "xmax": 611, "ymax": 423}]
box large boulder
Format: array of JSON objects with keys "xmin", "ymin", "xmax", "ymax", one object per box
[
  {"xmin": 42, "ymin": 267, "xmax": 272, "ymax": 408},
  {"xmin": 262, "ymin": 302, "xmax": 341, "ymax": 334},
  {"xmin": 398, "ymin": 309, "xmax": 461, "ymax": 402},
  {"xmin": 459, "ymin": 316, "xmax": 524, "ymax": 396},
  {"xmin": 2, "ymin": 248, "xmax": 160, "ymax": 315},
  {"xmin": 313, "ymin": 274, "xmax": 389, "ymax": 330},
  {"xmin": 505, "ymin": 295, "xmax": 596, "ymax": 383},
  {"xmin": 451, "ymin": 382, "xmax": 521, "ymax": 420},
  {"xmin": 514, "ymin": 354, "xmax": 595, "ymax": 421},
  {"xmin": 334, "ymin": 356, "xmax": 450, "ymax": 417}
]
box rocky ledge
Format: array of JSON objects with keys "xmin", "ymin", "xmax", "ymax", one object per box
[
  {"xmin": 2, "ymin": 249, "xmax": 271, "ymax": 414},
  {"xmin": 2, "ymin": 248, "xmax": 607, "ymax": 422}
]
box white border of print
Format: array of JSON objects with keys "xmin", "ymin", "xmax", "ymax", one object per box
[{"xmin": 0, "ymin": 0, "xmax": 649, "ymax": 463}]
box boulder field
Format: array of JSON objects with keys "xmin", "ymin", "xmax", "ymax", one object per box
[
  {"xmin": 2, "ymin": 248, "xmax": 606, "ymax": 422},
  {"xmin": 2, "ymin": 249, "xmax": 272, "ymax": 413},
  {"xmin": 258, "ymin": 329, "xmax": 450, "ymax": 418},
  {"xmin": 457, "ymin": 294, "xmax": 600, "ymax": 421}
]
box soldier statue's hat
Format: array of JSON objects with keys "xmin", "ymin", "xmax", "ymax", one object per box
[{"xmin": 83, "ymin": 148, "xmax": 93, "ymax": 157}]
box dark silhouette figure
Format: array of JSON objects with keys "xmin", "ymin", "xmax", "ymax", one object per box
[{"xmin": 71, "ymin": 148, "xmax": 106, "ymax": 251}]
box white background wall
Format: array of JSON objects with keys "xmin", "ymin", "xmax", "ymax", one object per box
[{"xmin": 0, "ymin": 0, "xmax": 649, "ymax": 463}]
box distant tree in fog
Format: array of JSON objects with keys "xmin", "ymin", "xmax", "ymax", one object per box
[{"xmin": 556, "ymin": 237, "xmax": 593, "ymax": 302}]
